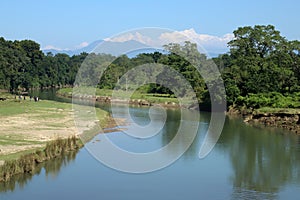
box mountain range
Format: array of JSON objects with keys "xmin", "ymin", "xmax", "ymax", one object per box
[
  {"xmin": 42, "ymin": 29, "xmax": 232, "ymax": 58},
  {"xmin": 43, "ymin": 40, "xmax": 154, "ymax": 57}
]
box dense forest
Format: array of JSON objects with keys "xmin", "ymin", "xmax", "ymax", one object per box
[
  {"xmin": 1, "ymin": 25, "xmax": 300, "ymax": 109},
  {"xmin": 0, "ymin": 37, "xmax": 88, "ymax": 90}
]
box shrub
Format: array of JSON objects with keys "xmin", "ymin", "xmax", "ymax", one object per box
[{"xmin": 233, "ymin": 92, "xmax": 300, "ymax": 109}]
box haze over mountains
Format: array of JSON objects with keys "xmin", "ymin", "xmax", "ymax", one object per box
[
  {"xmin": 43, "ymin": 29, "xmax": 233, "ymax": 57},
  {"xmin": 43, "ymin": 40, "xmax": 150, "ymax": 56}
]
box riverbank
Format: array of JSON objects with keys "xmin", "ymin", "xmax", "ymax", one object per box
[
  {"xmin": 0, "ymin": 92, "xmax": 110, "ymax": 160},
  {"xmin": 0, "ymin": 137, "xmax": 81, "ymax": 182},
  {"xmin": 228, "ymin": 106, "xmax": 300, "ymax": 134},
  {"xmin": 58, "ymin": 88, "xmax": 300, "ymax": 133},
  {"xmin": 0, "ymin": 91, "xmax": 112, "ymax": 182},
  {"xmin": 57, "ymin": 88, "xmax": 184, "ymax": 109}
]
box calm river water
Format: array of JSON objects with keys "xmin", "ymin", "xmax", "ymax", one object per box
[{"xmin": 1, "ymin": 89, "xmax": 300, "ymax": 199}]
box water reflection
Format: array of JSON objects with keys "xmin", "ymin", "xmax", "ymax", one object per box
[
  {"xmin": 161, "ymin": 110, "xmax": 210, "ymax": 159},
  {"xmin": 0, "ymin": 151, "xmax": 78, "ymax": 193},
  {"xmin": 221, "ymin": 116, "xmax": 300, "ymax": 198}
]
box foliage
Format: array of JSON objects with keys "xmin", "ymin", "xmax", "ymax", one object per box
[
  {"xmin": 0, "ymin": 37, "xmax": 89, "ymax": 92},
  {"xmin": 215, "ymin": 25, "xmax": 300, "ymax": 109},
  {"xmin": 235, "ymin": 92, "xmax": 300, "ymax": 109},
  {"xmin": 1, "ymin": 24, "xmax": 300, "ymax": 110},
  {"xmin": 221, "ymin": 25, "xmax": 300, "ymax": 101}
]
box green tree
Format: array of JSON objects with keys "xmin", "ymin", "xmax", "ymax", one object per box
[{"xmin": 224, "ymin": 25, "xmax": 299, "ymax": 100}]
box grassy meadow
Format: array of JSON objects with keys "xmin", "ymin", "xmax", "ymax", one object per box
[
  {"xmin": 58, "ymin": 87, "xmax": 184, "ymax": 104},
  {"xmin": 0, "ymin": 92, "xmax": 109, "ymax": 161}
]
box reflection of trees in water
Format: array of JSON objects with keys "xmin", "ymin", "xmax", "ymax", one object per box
[
  {"xmin": 161, "ymin": 109, "xmax": 180, "ymax": 150},
  {"xmin": 161, "ymin": 110, "xmax": 211, "ymax": 159},
  {"xmin": 221, "ymin": 116, "xmax": 300, "ymax": 199},
  {"xmin": 181, "ymin": 112, "xmax": 210, "ymax": 159},
  {"xmin": 231, "ymin": 187, "xmax": 278, "ymax": 200},
  {"xmin": 160, "ymin": 109, "xmax": 300, "ymax": 198},
  {"xmin": 0, "ymin": 150, "xmax": 78, "ymax": 193}
]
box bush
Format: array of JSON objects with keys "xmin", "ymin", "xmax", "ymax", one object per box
[{"xmin": 234, "ymin": 92, "xmax": 300, "ymax": 109}]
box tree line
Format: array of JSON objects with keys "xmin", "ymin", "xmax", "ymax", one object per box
[
  {"xmin": 1, "ymin": 25, "xmax": 300, "ymax": 109},
  {"xmin": 0, "ymin": 37, "xmax": 88, "ymax": 92}
]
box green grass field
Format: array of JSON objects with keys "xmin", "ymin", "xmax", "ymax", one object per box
[
  {"xmin": 57, "ymin": 87, "xmax": 185, "ymax": 104},
  {"xmin": 0, "ymin": 92, "xmax": 109, "ymax": 161}
]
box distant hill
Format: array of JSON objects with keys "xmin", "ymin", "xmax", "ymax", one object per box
[{"xmin": 43, "ymin": 40, "xmax": 150, "ymax": 56}]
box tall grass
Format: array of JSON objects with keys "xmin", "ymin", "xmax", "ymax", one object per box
[{"xmin": 0, "ymin": 136, "xmax": 82, "ymax": 182}]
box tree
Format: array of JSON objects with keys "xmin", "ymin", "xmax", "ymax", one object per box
[{"xmin": 226, "ymin": 25, "xmax": 298, "ymax": 97}]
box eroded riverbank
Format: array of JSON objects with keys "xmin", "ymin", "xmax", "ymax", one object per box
[{"xmin": 228, "ymin": 106, "xmax": 300, "ymax": 134}]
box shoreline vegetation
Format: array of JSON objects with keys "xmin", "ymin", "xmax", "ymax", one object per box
[
  {"xmin": 57, "ymin": 87, "xmax": 182, "ymax": 108},
  {"xmin": 0, "ymin": 137, "xmax": 81, "ymax": 182},
  {"xmin": 58, "ymin": 88, "xmax": 300, "ymax": 134},
  {"xmin": 227, "ymin": 92, "xmax": 300, "ymax": 133},
  {"xmin": 0, "ymin": 92, "xmax": 111, "ymax": 182}
]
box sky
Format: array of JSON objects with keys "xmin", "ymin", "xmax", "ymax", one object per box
[{"xmin": 1, "ymin": 0, "xmax": 300, "ymax": 52}]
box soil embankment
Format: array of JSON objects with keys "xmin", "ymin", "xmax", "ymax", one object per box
[{"xmin": 228, "ymin": 107, "xmax": 300, "ymax": 134}]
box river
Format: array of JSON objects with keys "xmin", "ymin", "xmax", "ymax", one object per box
[{"xmin": 1, "ymin": 89, "xmax": 300, "ymax": 199}]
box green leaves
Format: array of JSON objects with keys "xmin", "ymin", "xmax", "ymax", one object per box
[
  {"xmin": 222, "ymin": 24, "xmax": 300, "ymax": 106},
  {"xmin": 1, "ymin": 24, "xmax": 300, "ymax": 111},
  {"xmin": 235, "ymin": 92, "xmax": 300, "ymax": 109},
  {"xmin": 0, "ymin": 38, "xmax": 91, "ymax": 92}
]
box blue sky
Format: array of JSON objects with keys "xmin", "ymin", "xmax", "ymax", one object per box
[{"xmin": 1, "ymin": 0, "xmax": 299, "ymax": 50}]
